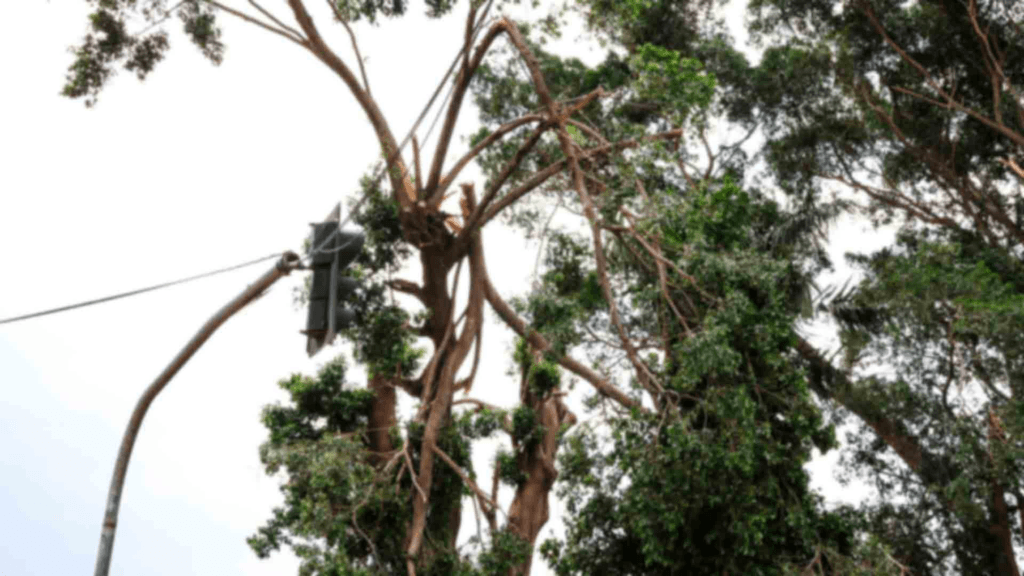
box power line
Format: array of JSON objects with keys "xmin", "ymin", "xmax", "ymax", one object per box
[{"xmin": 0, "ymin": 252, "xmax": 284, "ymax": 326}]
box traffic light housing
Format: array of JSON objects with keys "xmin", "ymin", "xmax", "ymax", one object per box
[{"xmin": 305, "ymin": 220, "xmax": 365, "ymax": 357}]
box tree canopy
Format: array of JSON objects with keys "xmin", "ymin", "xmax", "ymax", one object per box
[{"xmin": 63, "ymin": 0, "xmax": 1024, "ymax": 574}]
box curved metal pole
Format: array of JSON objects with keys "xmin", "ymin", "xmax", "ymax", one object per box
[{"xmin": 94, "ymin": 251, "xmax": 301, "ymax": 576}]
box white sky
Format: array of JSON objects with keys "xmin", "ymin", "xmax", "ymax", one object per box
[{"xmin": 0, "ymin": 1, "xmax": 893, "ymax": 575}]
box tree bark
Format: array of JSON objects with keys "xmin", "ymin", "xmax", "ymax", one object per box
[
  {"xmin": 505, "ymin": 388, "xmax": 575, "ymax": 575},
  {"xmin": 367, "ymin": 373, "xmax": 396, "ymax": 466}
]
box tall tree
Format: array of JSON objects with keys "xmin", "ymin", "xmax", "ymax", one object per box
[
  {"xmin": 745, "ymin": 0, "xmax": 1024, "ymax": 573},
  {"xmin": 63, "ymin": 0, "xmax": 910, "ymax": 574}
]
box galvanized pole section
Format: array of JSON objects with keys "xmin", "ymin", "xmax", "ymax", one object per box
[{"xmin": 94, "ymin": 251, "xmax": 301, "ymax": 576}]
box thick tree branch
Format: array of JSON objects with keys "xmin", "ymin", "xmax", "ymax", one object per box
[
  {"xmin": 406, "ymin": 197, "xmax": 487, "ymax": 561},
  {"xmin": 413, "ymin": 135, "xmax": 424, "ymax": 198}
]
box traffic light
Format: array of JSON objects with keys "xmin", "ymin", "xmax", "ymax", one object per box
[{"xmin": 305, "ymin": 219, "xmax": 365, "ymax": 357}]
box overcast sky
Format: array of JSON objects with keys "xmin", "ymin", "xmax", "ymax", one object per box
[{"xmin": 0, "ymin": 2, "xmax": 894, "ymax": 575}]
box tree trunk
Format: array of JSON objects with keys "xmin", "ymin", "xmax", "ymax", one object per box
[
  {"xmin": 506, "ymin": 354, "xmax": 576, "ymax": 575},
  {"xmin": 368, "ymin": 374, "xmax": 396, "ymax": 466}
]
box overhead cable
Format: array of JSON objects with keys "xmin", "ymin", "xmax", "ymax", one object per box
[{"xmin": 0, "ymin": 252, "xmax": 284, "ymax": 326}]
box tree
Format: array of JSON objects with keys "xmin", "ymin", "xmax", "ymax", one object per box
[
  {"xmin": 63, "ymin": 0, "xmax": 910, "ymax": 574},
  {"xmin": 744, "ymin": 0, "xmax": 1024, "ymax": 573}
]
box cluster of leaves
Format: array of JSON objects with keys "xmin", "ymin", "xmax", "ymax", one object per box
[
  {"xmin": 510, "ymin": 405, "xmax": 545, "ymax": 448},
  {"xmin": 472, "ymin": 530, "xmax": 532, "ymax": 575},
  {"xmin": 544, "ymin": 410, "xmax": 860, "ymax": 575},
  {"xmin": 250, "ymin": 358, "xmax": 537, "ymax": 576},
  {"xmin": 456, "ymin": 406, "xmax": 507, "ymax": 440},
  {"xmin": 527, "ymin": 360, "xmax": 561, "ymax": 397},
  {"xmin": 508, "ymin": 232, "xmax": 605, "ymax": 363},
  {"xmin": 248, "ymin": 356, "xmax": 410, "ymax": 575},
  {"xmin": 344, "ymin": 285, "xmax": 425, "ymax": 379},
  {"xmin": 351, "ymin": 175, "xmax": 412, "ymax": 273},
  {"xmin": 334, "ymin": 176, "xmax": 424, "ymax": 378},
  {"xmin": 627, "ymin": 43, "xmax": 716, "ymax": 126},
  {"xmin": 495, "ymin": 447, "xmax": 527, "ymax": 487},
  {"xmin": 330, "ymin": 0, "xmax": 408, "ymax": 24},
  {"xmin": 405, "ymin": 528, "xmax": 533, "ymax": 576},
  {"xmin": 63, "ymin": 0, "xmax": 223, "ymax": 107}
]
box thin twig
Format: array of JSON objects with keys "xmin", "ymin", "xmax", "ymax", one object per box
[
  {"xmin": 134, "ymin": 0, "xmax": 187, "ymax": 36},
  {"xmin": 431, "ymin": 444, "xmax": 501, "ymax": 513},
  {"xmin": 403, "ymin": 444, "xmax": 428, "ymax": 503},
  {"xmin": 202, "ymin": 0, "xmax": 307, "ymax": 48},
  {"xmin": 325, "ymin": 0, "xmax": 373, "ymax": 96},
  {"xmin": 248, "ymin": 0, "xmax": 306, "ymax": 42}
]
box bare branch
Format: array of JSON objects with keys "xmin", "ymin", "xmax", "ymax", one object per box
[
  {"xmin": 470, "ymin": 120, "xmax": 553, "ymax": 218},
  {"xmin": 402, "ymin": 441, "xmax": 428, "ymax": 503},
  {"xmin": 463, "ymin": 157, "xmax": 566, "ymax": 240},
  {"xmin": 566, "ymin": 118, "xmax": 608, "ymax": 145},
  {"xmin": 413, "ymin": 135, "xmax": 424, "ymax": 198},
  {"xmin": 202, "ymin": 0, "xmax": 307, "ymax": 48},
  {"xmin": 458, "ymin": 128, "xmax": 687, "ymax": 246},
  {"xmin": 619, "ymin": 206, "xmax": 694, "ymax": 337},
  {"xmin": 325, "ymin": 0, "xmax": 373, "ymax": 97},
  {"xmin": 247, "ymin": 0, "xmax": 306, "ymax": 41},
  {"xmin": 432, "ymin": 114, "xmax": 545, "ymax": 208},
  {"xmin": 424, "ymin": 17, "xmax": 507, "ymax": 201},
  {"xmin": 998, "ymin": 157, "xmax": 1024, "ymax": 181},
  {"xmin": 285, "ymin": 0, "xmax": 410, "ymax": 204},
  {"xmin": 453, "ymin": 397, "xmax": 508, "ymax": 415},
  {"xmin": 458, "ymin": 313, "xmax": 483, "ymax": 394},
  {"xmin": 431, "ymin": 444, "xmax": 500, "ymax": 514},
  {"xmin": 698, "ymin": 124, "xmax": 716, "ymax": 181},
  {"xmin": 386, "ymin": 278, "xmax": 425, "ymax": 301}
]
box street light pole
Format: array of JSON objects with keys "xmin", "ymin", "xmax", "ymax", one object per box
[{"xmin": 94, "ymin": 251, "xmax": 301, "ymax": 576}]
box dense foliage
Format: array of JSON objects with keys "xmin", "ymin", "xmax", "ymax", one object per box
[{"xmin": 744, "ymin": 0, "xmax": 1024, "ymax": 573}]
